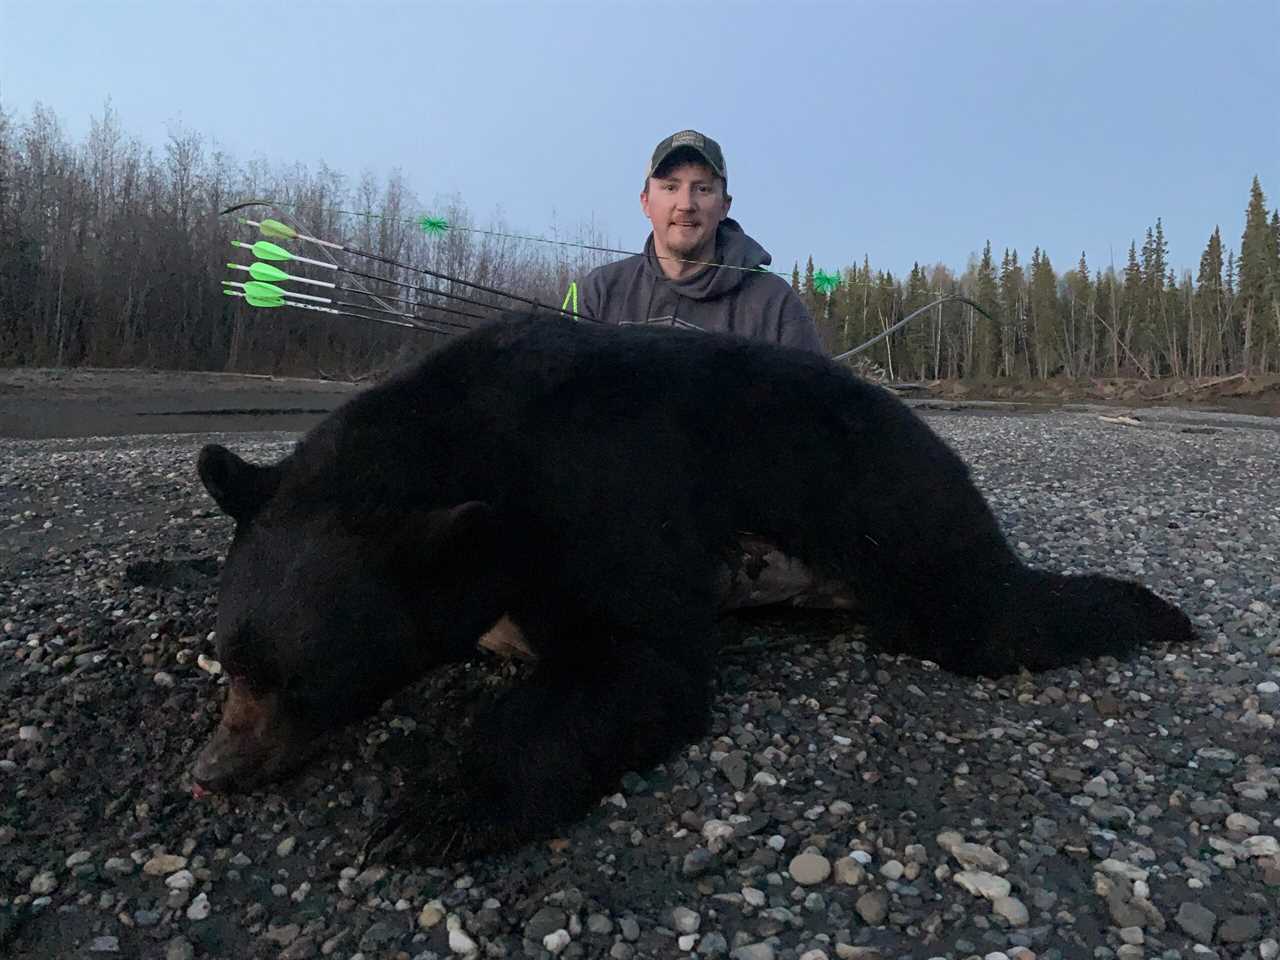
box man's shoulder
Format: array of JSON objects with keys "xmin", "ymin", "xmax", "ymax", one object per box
[
  {"xmin": 738, "ymin": 267, "xmax": 802, "ymax": 302},
  {"xmin": 586, "ymin": 253, "xmax": 646, "ymax": 286}
]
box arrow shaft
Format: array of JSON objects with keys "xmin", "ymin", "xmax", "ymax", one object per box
[
  {"xmin": 225, "ymin": 290, "xmax": 455, "ymax": 336},
  {"xmin": 338, "ymin": 264, "xmax": 499, "ymax": 316},
  {"xmin": 335, "ymin": 285, "xmax": 481, "ymax": 328}
]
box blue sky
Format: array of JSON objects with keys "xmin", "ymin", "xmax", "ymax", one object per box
[{"xmin": 2, "ymin": 0, "xmax": 1277, "ymax": 281}]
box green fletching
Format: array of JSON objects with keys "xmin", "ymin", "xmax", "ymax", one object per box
[
  {"xmin": 244, "ymin": 280, "xmax": 286, "ymax": 300},
  {"xmin": 259, "ymin": 218, "xmax": 297, "ymax": 241},
  {"xmin": 246, "ymin": 293, "xmax": 285, "ymax": 308},
  {"xmin": 248, "ymin": 261, "xmax": 290, "ymax": 283},
  {"xmin": 251, "ymin": 240, "xmax": 293, "ymax": 262},
  {"xmin": 813, "ymin": 269, "xmax": 841, "ymax": 295},
  {"xmin": 223, "ymin": 288, "xmax": 284, "ymax": 308},
  {"xmin": 419, "ymin": 216, "xmax": 449, "ymax": 236}
]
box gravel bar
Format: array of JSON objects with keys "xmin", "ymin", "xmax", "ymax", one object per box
[{"xmin": 1, "ymin": 408, "xmax": 1277, "ymax": 960}]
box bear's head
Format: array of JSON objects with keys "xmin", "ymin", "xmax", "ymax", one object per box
[{"xmin": 191, "ymin": 443, "xmax": 504, "ymax": 793}]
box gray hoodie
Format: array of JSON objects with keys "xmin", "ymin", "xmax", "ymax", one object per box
[{"xmin": 581, "ymin": 218, "xmax": 824, "ymax": 354}]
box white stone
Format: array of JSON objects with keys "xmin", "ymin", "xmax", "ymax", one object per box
[
  {"xmin": 29, "ymin": 872, "xmax": 57, "ymax": 895},
  {"xmin": 165, "ymin": 870, "xmax": 195, "ymax": 890},
  {"xmin": 671, "ymin": 907, "xmax": 701, "ymax": 933},
  {"xmin": 1245, "ymin": 835, "xmax": 1280, "ymax": 857},
  {"xmin": 541, "ymin": 930, "xmax": 570, "ymax": 955},
  {"xmin": 992, "ymin": 896, "xmax": 1029, "ymax": 926},
  {"xmin": 702, "ymin": 820, "xmax": 736, "ymax": 843},
  {"xmin": 953, "ymin": 870, "xmax": 1012, "ymax": 901},
  {"xmin": 186, "ymin": 893, "xmax": 210, "ymax": 920},
  {"xmin": 879, "ymin": 860, "xmax": 904, "ymax": 880},
  {"xmin": 1097, "ymin": 858, "xmax": 1149, "ymax": 882},
  {"xmin": 951, "ymin": 842, "xmax": 1009, "ymax": 873}
]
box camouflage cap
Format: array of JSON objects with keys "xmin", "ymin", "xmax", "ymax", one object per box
[{"xmin": 646, "ymin": 129, "xmax": 727, "ymax": 184}]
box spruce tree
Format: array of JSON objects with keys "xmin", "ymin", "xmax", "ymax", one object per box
[
  {"xmin": 999, "ymin": 249, "xmax": 1025, "ymax": 376},
  {"xmin": 1122, "ymin": 240, "xmax": 1146, "ymax": 375},
  {"xmin": 1194, "ymin": 227, "xmax": 1225, "ymax": 374},
  {"xmin": 972, "ymin": 241, "xmax": 999, "ymax": 378},
  {"xmin": 1064, "ymin": 252, "xmax": 1093, "ymax": 376},
  {"xmin": 1028, "ymin": 247, "xmax": 1059, "ymax": 378},
  {"xmin": 1238, "ymin": 177, "xmax": 1276, "ymax": 371}
]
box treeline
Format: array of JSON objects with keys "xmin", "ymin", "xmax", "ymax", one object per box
[
  {"xmin": 796, "ymin": 178, "xmax": 1280, "ymax": 381},
  {"xmin": 1, "ymin": 101, "xmax": 1277, "ymax": 380}
]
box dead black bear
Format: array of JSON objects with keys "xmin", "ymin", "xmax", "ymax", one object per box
[{"xmin": 192, "ymin": 312, "xmax": 1194, "ymax": 863}]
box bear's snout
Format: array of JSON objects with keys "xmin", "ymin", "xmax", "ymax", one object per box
[{"xmin": 193, "ymin": 681, "xmax": 307, "ymax": 793}]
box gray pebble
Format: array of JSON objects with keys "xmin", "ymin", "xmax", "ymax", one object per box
[
  {"xmin": 1217, "ymin": 914, "xmax": 1261, "ymax": 943},
  {"xmin": 526, "ymin": 907, "xmax": 567, "ymax": 941},
  {"xmin": 1174, "ymin": 901, "xmax": 1216, "ymax": 942}
]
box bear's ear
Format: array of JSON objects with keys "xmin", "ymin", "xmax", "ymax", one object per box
[
  {"xmin": 421, "ymin": 501, "xmax": 497, "ymax": 553},
  {"xmin": 403, "ymin": 501, "xmax": 500, "ymax": 573},
  {"xmin": 198, "ymin": 444, "xmax": 280, "ymax": 524}
]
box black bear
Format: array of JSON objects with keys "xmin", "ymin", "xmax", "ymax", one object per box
[{"xmin": 191, "ymin": 313, "xmax": 1194, "ymax": 863}]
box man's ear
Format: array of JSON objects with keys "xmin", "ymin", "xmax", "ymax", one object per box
[{"xmin": 198, "ymin": 444, "xmax": 280, "ymax": 524}]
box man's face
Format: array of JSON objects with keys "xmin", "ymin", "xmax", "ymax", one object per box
[{"xmin": 641, "ymin": 161, "xmax": 731, "ymax": 261}]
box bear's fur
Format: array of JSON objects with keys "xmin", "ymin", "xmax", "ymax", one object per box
[{"xmin": 193, "ymin": 313, "xmax": 1194, "ymax": 863}]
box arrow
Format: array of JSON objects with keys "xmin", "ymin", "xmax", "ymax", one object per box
[
  {"xmin": 232, "ymin": 215, "xmax": 596, "ymax": 321},
  {"xmin": 221, "ymin": 280, "xmax": 461, "ymax": 332},
  {"xmin": 222, "ymin": 288, "xmax": 457, "ymax": 335},
  {"xmin": 227, "ymin": 241, "xmax": 513, "ymax": 320},
  {"xmin": 226, "ymin": 262, "xmax": 482, "ymax": 328}
]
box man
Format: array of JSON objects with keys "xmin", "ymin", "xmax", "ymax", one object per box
[
  {"xmin": 581, "ymin": 129, "xmax": 823, "ymax": 354},
  {"xmin": 574, "ymin": 132, "xmax": 832, "ymax": 616}
]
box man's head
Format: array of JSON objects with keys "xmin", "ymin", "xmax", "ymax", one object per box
[{"xmin": 641, "ymin": 130, "xmax": 732, "ymax": 268}]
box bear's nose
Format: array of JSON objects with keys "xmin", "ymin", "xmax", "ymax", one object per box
[{"xmin": 192, "ymin": 741, "xmax": 239, "ymax": 793}]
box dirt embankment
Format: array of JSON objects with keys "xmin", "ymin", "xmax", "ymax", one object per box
[{"xmin": 919, "ymin": 372, "xmax": 1280, "ymax": 418}]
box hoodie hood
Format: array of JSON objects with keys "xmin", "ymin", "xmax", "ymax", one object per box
[{"xmin": 642, "ymin": 218, "xmax": 771, "ymax": 302}]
